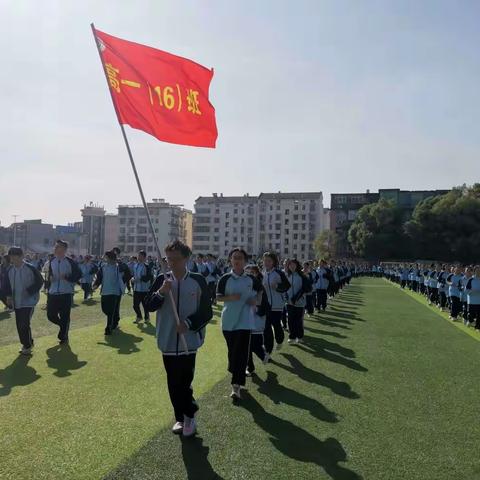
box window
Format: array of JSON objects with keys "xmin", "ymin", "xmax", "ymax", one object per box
[
  {"xmin": 294, "ymin": 204, "xmax": 299, "ymax": 211},
  {"xmin": 293, "ymin": 214, "xmax": 299, "ymax": 220},
  {"xmin": 233, "ymin": 218, "xmax": 238, "ymax": 223},
  {"xmin": 234, "ymin": 209, "xmax": 238, "ymax": 214},
  {"xmin": 284, "ymin": 219, "xmax": 289, "ymax": 225},
  {"xmin": 194, "ymin": 226, "xmax": 210, "ymax": 233},
  {"xmin": 214, "ymin": 228, "xmax": 219, "ymax": 233},
  {"xmin": 214, "ymin": 218, "xmax": 220, "ymax": 224},
  {"xmin": 225, "ymin": 222, "xmax": 229, "ymax": 228},
  {"xmin": 285, "ymin": 209, "xmax": 290, "ymax": 215},
  {"xmin": 285, "ymin": 229, "xmax": 289, "ymax": 235},
  {"xmin": 225, "ymin": 212, "xmax": 230, "ymax": 218},
  {"xmin": 285, "ymin": 238, "xmax": 289, "ymax": 245},
  {"xmin": 301, "ymin": 215, "xmax": 306, "ymax": 220},
  {"xmin": 196, "ymin": 207, "xmax": 211, "ymax": 214},
  {"xmin": 214, "ymin": 236, "xmax": 219, "ymax": 242},
  {"xmin": 275, "ymin": 223, "xmax": 281, "ymax": 230},
  {"xmin": 293, "ymin": 224, "xmax": 299, "ymax": 231},
  {"xmin": 196, "ymin": 217, "xmax": 211, "ymax": 223}
]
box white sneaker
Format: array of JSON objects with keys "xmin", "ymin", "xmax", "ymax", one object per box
[
  {"xmin": 276, "ymin": 342, "xmax": 283, "ymax": 351},
  {"xmin": 296, "ymin": 338, "xmax": 303, "ymax": 344},
  {"xmin": 172, "ymin": 421, "xmax": 183, "ymax": 434},
  {"xmin": 19, "ymin": 347, "xmax": 32, "ymax": 356},
  {"xmin": 230, "ymin": 384, "xmax": 241, "ymax": 400},
  {"xmin": 287, "ymin": 338, "xmax": 294, "ymax": 344},
  {"xmin": 182, "ymin": 416, "xmax": 197, "ymax": 437},
  {"xmin": 262, "ymin": 353, "xmax": 271, "ymax": 365}
]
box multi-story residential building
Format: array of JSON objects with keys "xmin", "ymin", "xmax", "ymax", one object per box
[
  {"xmin": 192, "ymin": 191, "xmax": 325, "ymax": 260},
  {"xmin": 117, "ymin": 199, "xmax": 192, "ymax": 255}
]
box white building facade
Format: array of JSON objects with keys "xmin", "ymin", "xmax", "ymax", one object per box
[{"xmin": 192, "ymin": 192, "xmax": 325, "ymax": 261}]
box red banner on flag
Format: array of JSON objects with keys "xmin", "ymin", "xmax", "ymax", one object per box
[{"xmin": 93, "ymin": 28, "xmax": 217, "ymax": 148}]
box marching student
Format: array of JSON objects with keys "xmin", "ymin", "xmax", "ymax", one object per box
[
  {"xmin": 315, "ymin": 259, "xmax": 330, "ymax": 312},
  {"xmin": 465, "ymin": 266, "xmax": 480, "ymax": 330},
  {"xmin": 437, "ymin": 265, "xmax": 448, "ymax": 310},
  {"xmin": 302, "ymin": 262, "xmax": 317, "ymax": 316},
  {"xmin": 461, "ymin": 267, "xmax": 473, "ymax": 324},
  {"xmin": 217, "ymin": 248, "xmax": 260, "ymax": 400},
  {"xmin": 93, "ymin": 250, "xmax": 125, "ymax": 335},
  {"xmin": 132, "ymin": 250, "xmax": 153, "ymax": 324},
  {"xmin": 47, "ymin": 240, "xmax": 82, "ymax": 345},
  {"xmin": 285, "ymin": 259, "xmax": 311, "ymax": 344},
  {"xmin": 79, "ymin": 255, "xmax": 97, "ymax": 301},
  {"xmin": 446, "ymin": 265, "xmax": 463, "ymax": 321},
  {"xmin": 262, "ymin": 252, "xmax": 290, "ymax": 355},
  {"xmin": 206, "ymin": 254, "xmax": 219, "ymax": 305},
  {"xmin": 111, "ymin": 247, "xmax": 133, "ymax": 329},
  {"xmin": 245, "ymin": 265, "xmax": 270, "ymax": 376},
  {"xmin": 4, "ymin": 247, "xmax": 44, "ymax": 355},
  {"xmin": 427, "ymin": 264, "xmax": 438, "ymax": 306},
  {"xmin": 0, "ymin": 255, "xmax": 12, "ymax": 310},
  {"xmin": 144, "ymin": 240, "xmax": 212, "ymax": 437}
]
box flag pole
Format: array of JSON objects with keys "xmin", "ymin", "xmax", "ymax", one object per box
[{"xmin": 91, "ymin": 23, "xmax": 188, "ymax": 353}]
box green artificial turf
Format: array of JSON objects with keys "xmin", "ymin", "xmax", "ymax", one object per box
[{"xmin": 2, "ymin": 278, "xmax": 480, "ymax": 480}]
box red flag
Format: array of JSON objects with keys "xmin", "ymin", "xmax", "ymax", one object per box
[{"xmin": 94, "ymin": 28, "xmax": 217, "ymax": 148}]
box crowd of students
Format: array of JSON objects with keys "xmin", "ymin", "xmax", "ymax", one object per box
[
  {"xmin": 383, "ymin": 263, "xmax": 480, "ymax": 327},
  {"xmin": 0, "ymin": 238, "xmax": 360, "ymax": 437}
]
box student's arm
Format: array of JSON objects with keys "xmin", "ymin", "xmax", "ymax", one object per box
[
  {"xmin": 216, "ymin": 274, "xmax": 240, "ymax": 302},
  {"xmin": 26, "ymin": 264, "xmax": 44, "ymax": 295},
  {"xmin": 144, "ymin": 274, "xmax": 166, "ymax": 311},
  {"xmin": 276, "ymin": 270, "xmax": 291, "ymax": 293},
  {"xmin": 186, "ymin": 274, "xmax": 213, "ymax": 331},
  {"xmin": 93, "ymin": 268, "xmax": 103, "ymax": 289}
]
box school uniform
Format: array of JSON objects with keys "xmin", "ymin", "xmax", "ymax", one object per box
[
  {"xmin": 427, "ymin": 270, "xmax": 438, "ymax": 304},
  {"xmin": 47, "ymin": 256, "xmax": 82, "ymax": 342},
  {"xmin": 305, "ymin": 271, "xmax": 317, "ymax": 315},
  {"xmin": 447, "ymin": 273, "xmax": 463, "ymax": 319},
  {"xmin": 315, "ymin": 267, "xmax": 330, "ymax": 311},
  {"xmin": 217, "ymin": 271, "xmax": 261, "ymax": 386},
  {"xmin": 79, "ymin": 261, "xmax": 97, "ymax": 300},
  {"xmin": 262, "ymin": 268, "xmax": 290, "ymax": 354},
  {"xmin": 286, "ymin": 271, "xmax": 311, "ymax": 340},
  {"xmin": 465, "ymin": 277, "xmax": 480, "ymax": 329},
  {"xmin": 94, "ymin": 263, "xmax": 125, "ymax": 334},
  {"xmin": 132, "ymin": 262, "xmax": 153, "ymax": 321},
  {"xmin": 247, "ymin": 288, "xmax": 269, "ymax": 374},
  {"xmin": 437, "ymin": 271, "xmax": 448, "ymax": 308},
  {"xmin": 5, "ymin": 261, "xmax": 43, "ymax": 350},
  {"xmin": 145, "ymin": 270, "xmax": 212, "ymax": 422}
]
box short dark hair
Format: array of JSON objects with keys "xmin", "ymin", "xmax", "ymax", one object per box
[
  {"xmin": 288, "ymin": 258, "xmax": 302, "ymax": 273},
  {"xmin": 263, "ymin": 251, "xmax": 279, "ymax": 267},
  {"xmin": 8, "ymin": 247, "xmax": 23, "ymax": 257},
  {"xmin": 165, "ymin": 240, "xmax": 192, "ymax": 258},
  {"xmin": 56, "ymin": 239, "xmax": 68, "ymax": 249},
  {"xmin": 105, "ymin": 250, "xmax": 117, "ymax": 261},
  {"xmin": 228, "ymin": 248, "xmax": 248, "ymax": 261},
  {"xmin": 112, "ymin": 247, "xmax": 121, "ymax": 255},
  {"xmin": 138, "ymin": 250, "xmax": 147, "ymax": 257}
]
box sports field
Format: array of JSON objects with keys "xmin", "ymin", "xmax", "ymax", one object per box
[{"xmin": 1, "ymin": 278, "xmax": 479, "ymax": 480}]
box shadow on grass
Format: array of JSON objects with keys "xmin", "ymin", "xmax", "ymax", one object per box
[
  {"xmin": 0, "ymin": 310, "xmax": 12, "ymax": 321},
  {"xmin": 46, "ymin": 344, "xmax": 88, "ymax": 377},
  {"xmin": 97, "ymin": 329, "xmax": 144, "ymax": 354},
  {"xmin": 241, "ymin": 391, "xmax": 363, "ymax": 480},
  {"xmin": 253, "ymin": 371, "xmax": 338, "ymax": 423},
  {"xmin": 136, "ymin": 321, "xmax": 156, "ymax": 337},
  {"xmin": 304, "ymin": 326, "xmax": 348, "ymax": 339},
  {"xmin": 271, "ymin": 355, "xmax": 360, "ymax": 399},
  {"xmin": 0, "ymin": 355, "xmax": 41, "ymax": 396},
  {"xmin": 180, "ymin": 436, "xmax": 225, "ymax": 480}
]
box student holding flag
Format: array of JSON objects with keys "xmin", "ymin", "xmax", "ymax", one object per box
[{"xmin": 145, "ymin": 240, "xmax": 212, "ymax": 437}]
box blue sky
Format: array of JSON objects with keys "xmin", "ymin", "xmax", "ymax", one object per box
[{"xmin": 0, "ymin": 0, "xmax": 479, "ymax": 226}]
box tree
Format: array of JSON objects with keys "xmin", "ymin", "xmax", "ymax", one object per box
[
  {"xmin": 314, "ymin": 230, "xmax": 338, "ymax": 260},
  {"xmin": 405, "ymin": 184, "xmax": 480, "ymax": 263},
  {"xmin": 347, "ymin": 198, "xmax": 413, "ymax": 261}
]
